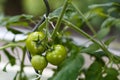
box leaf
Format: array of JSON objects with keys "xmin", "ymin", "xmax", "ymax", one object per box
[
  {"xmin": 86, "ymin": 7, "xmax": 107, "ymax": 18},
  {"xmin": 112, "ymin": 56, "xmax": 120, "ymax": 63},
  {"xmin": 7, "ymin": 14, "xmax": 33, "ymax": 23},
  {"xmin": 50, "ymin": 6, "xmax": 83, "ymax": 27},
  {"xmin": 3, "ymin": 49, "xmax": 16, "ymax": 66},
  {"xmin": 104, "ymin": 37, "xmax": 116, "ymax": 46},
  {"xmin": 85, "ymin": 61, "xmax": 104, "ymax": 80},
  {"xmin": 49, "ymin": 48, "xmax": 84, "ymax": 80},
  {"xmin": 101, "ymin": 17, "xmax": 115, "ymax": 28},
  {"xmin": 114, "ymin": 19, "xmax": 120, "ymax": 27},
  {"xmin": 103, "ymin": 68, "xmax": 119, "ymax": 80},
  {"xmin": 49, "ymin": 55, "xmax": 84, "ymax": 80},
  {"xmin": 49, "ymin": 7, "xmax": 62, "ymax": 18},
  {"xmin": 1, "ymin": 14, "xmax": 33, "ymax": 34},
  {"xmin": 1, "ymin": 14, "xmax": 33, "ymax": 26},
  {"xmin": 88, "ymin": 2, "xmax": 120, "ymax": 9},
  {"xmin": 6, "ymin": 22, "xmax": 29, "ymax": 34},
  {"xmin": 3, "ymin": 62, "xmax": 9, "ymax": 72},
  {"xmin": 81, "ymin": 43, "xmax": 99, "ymax": 53},
  {"xmin": 112, "ymin": 2, "xmax": 120, "ymax": 10},
  {"xmin": 88, "ymin": 3, "xmax": 113, "ymax": 9},
  {"xmin": 90, "ymin": 51, "xmax": 106, "ymax": 58},
  {"xmin": 64, "ymin": 6, "xmax": 83, "ymax": 27},
  {"xmin": 96, "ymin": 27, "xmax": 110, "ymax": 40}
]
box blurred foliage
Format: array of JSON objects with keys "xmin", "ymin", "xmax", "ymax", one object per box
[
  {"xmin": 0, "ymin": 0, "xmax": 119, "ymax": 16},
  {"xmin": 21, "ymin": 0, "xmax": 120, "ymax": 16}
]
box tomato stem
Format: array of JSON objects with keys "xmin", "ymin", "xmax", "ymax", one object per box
[
  {"xmin": 19, "ymin": 47, "xmax": 26, "ymax": 79},
  {"xmin": 51, "ymin": 0, "xmax": 70, "ymax": 39},
  {"xmin": 32, "ymin": 0, "xmax": 50, "ymax": 32},
  {"xmin": 63, "ymin": 19, "xmax": 113, "ymax": 60}
]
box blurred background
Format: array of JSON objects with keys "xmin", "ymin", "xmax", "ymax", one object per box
[{"xmin": 0, "ymin": 0, "xmax": 119, "ymax": 16}]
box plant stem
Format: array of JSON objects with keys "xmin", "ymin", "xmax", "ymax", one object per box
[
  {"xmin": 32, "ymin": 0, "xmax": 50, "ymax": 32},
  {"xmin": 63, "ymin": 20, "xmax": 113, "ymax": 59},
  {"xmin": 0, "ymin": 43, "xmax": 22, "ymax": 50},
  {"xmin": 19, "ymin": 47, "xmax": 26, "ymax": 79},
  {"xmin": 71, "ymin": 3, "xmax": 114, "ymax": 61},
  {"xmin": 50, "ymin": 17, "xmax": 113, "ymax": 59},
  {"xmin": 71, "ymin": 2, "xmax": 96, "ymax": 35},
  {"xmin": 51, "ymin": 0, "xmax": 70, "ymax": 39}
]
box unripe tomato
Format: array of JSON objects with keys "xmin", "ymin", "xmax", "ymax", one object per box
[
  {"xmin": 31, "ymin": 55, "xmax": 47, "ymax": 70},
  {"xmin": 22, "ymin": 0, "xmax": 46, "ymax": 16},
  {"xmin": 26, "ymin": 32, "xmax": 46, "ymax": 55},
  {"xmin": 46, "ymin": 44, "xmax": 67, "ymax": 65}
]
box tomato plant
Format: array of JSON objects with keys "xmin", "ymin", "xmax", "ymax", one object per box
[{"xmin": 0, "ymin": 0, "xmax": 120, "ymax": 80}]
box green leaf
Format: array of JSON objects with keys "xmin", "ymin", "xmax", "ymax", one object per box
[
  {"xmin": 0, "ymin": 14, "xmax": 33, "ymax": 34},
  {"xmin": 49, "ymin": 7, "xmax": 62, "ymax": 18},
  {"xmin": 87, "ymin": 7, "xmax": 107, "ymax": 18},
  {"xmin": 7, "ymin": 14, "xmax": 33, "ymax": 23},
  {"xmin": 85, "ymin": 61, "xmax": 103, "ymax": 80},
  {"xmin": 101, "ymin": 17, "xmax": 115, "ymax": 28},
  {"xmin": 3, "ymin": 49, "xmax": 16, "ymax": 66},
  {"xmin": 50, "ymin": 6, "xmax": 83, "ymax": 27},
  {"xmin": 96, "ymin": 27, "xmax": 110, "ymax": 40},
  {"xmin": 114, "ymin": 19, "xmax": 120, "ymax": 27},
  {"xmin": 49, "ymin": 48, "xmax": 84, "ymax": 80},
  {"xmin": 1, "ymin": 14, "xmax": 33, "ymax": 26},
  {"xmin": 2, "ymin": 62, "xmax": 9, "ymax": 72},
  {"xmin": 64, "ymin": 6, "xmax": 83, "ymax": 27},
  {"xmin": 88, "ymin": 3, "xmax": 113, "ymax": 9},
  {"xmin": 104, "ymin": 37, "xmax": 115, "ymax": 46},
  {"xmin": 81, "ymin": 43, "xmax": 99, "ymax": 53},
  {"xmin": 6, "ymin": 22, "xmax": 29, "ymax": 34},
  {"xmin": 88, "ymin": 2, "xmax": 120, "ymax": 9},
  {"xmin": 112, "ymin": 56, "xmax": 120, "ymax": 63},
  {"xmin": 7, "ymin": 21, "xmax": 29, "ymax": 27},
  {"xmin": 103, "ymin": 68, "xmax": 119, "ymax": 80},
  {"xmin": 90, "ymin": 51, "xmax": 106, "ymax": 58},
  {"xmin": 6, "ymin": 27, "xmax": 23, "ymax": 34}
]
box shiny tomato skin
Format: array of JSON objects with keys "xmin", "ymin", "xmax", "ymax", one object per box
[
  {"xmin": 31, "ymin": 55, "xmax": 47, "ymax": 70},
  {"xmin": 46, "ymin": 44, "xmax": 67, "ymax": 65},
  {"xmin": 26, "ymin": 32, "xmax": 46, "ymax": 55}
]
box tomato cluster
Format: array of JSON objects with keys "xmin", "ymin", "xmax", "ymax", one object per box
[{"xmin": 26, "ymin": 31, "xmax": 67, "ymax": 71}]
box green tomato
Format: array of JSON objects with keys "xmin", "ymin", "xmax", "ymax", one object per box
[
  {"xmin": 46, "ymin": 44, "xmax": 67, "ymax": 65},
  {"xmin": 31, "ymin": 55, "xmax": 47, "ymax": 70},
  {"xmin": 22, "ymin": 0, "xmax": 46, "ymax": 16},
  {"xmin": 26, "ymin": 32, "xmax": 46, "ymax": 55}
]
